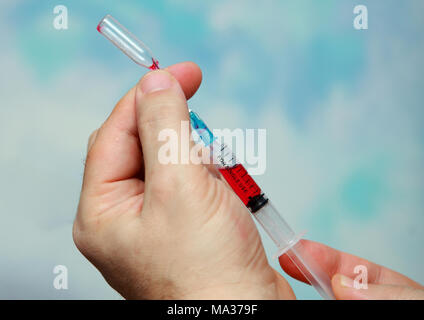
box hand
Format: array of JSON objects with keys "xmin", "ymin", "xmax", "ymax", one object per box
[
  {"xmin": 279, "ymin": 240, "xmax": 424, "ymax": 299},
  {"xmin": 73, "ymin": 62, "xmax": 295, "ymax": 299}
]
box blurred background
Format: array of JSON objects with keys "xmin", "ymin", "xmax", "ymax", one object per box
[{"xmin": 0, "ymin": 0, "xmax": 423, "ymax": 299}]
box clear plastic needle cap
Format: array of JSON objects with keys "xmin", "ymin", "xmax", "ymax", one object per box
[{"xmin": 97, "ymin": 14, "xmax": 159, "ymax": 70}]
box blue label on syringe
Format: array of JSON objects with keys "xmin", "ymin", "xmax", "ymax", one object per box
[{"xmin": 189, "ymin": 111, "xmax": 216, "ymax": 146}]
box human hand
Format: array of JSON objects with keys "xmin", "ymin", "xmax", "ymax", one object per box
[
  {"xmin": 73, "ymin": 62, "xmax": 294, "ymax": 299},
  {"xmin": 279, "ymin": 240, "xmax": 424, "ymax": 299}
]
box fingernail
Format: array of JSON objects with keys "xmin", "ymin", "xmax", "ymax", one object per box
[
  {"xmin": 339, "ymin": 275, "xmax": 354, "ymax": 288},
  {"xmin": 139, "ymin": 71, "xmax": 173, "ymax": 94}
]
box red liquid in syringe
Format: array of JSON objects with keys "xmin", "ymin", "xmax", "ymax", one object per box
[{"xmin": 219, "ymin": 164, "xmax": 268, "ymax": 212}]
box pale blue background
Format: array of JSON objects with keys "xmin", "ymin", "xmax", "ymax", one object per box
[{"xmin": 0, "ymin": 0, "xmax": 423, "ymax": 299}]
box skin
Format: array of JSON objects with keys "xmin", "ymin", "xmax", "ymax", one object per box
[
  {"xmin": 74, "ymin": 62, "xmax": 424, "ymax": 300},
  {"xmin": 74, "ymin": 62, "xmax": 294, "ymax": 299},
  {"xmin": 279, "ymin": 240, "xmax": 424, "ymax": 299}
]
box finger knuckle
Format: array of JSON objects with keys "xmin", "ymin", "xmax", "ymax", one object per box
[
  {"xmin": 72, "ymin": 210, "xmax": 101, "ymax": 256},
  {"xmin": 72, "ymin": 219, "xmax": 88, "ymax": 253}
]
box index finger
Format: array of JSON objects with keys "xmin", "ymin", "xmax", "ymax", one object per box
[{"xmin": 278, "ymin": 240, "xmax": 422, "ymax": 289}]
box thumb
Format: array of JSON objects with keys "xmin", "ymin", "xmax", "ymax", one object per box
[
  {"xmin": 332, "ymin": 274, "xmax": 424, "ymax": 300},
  {"xmin": 135, "ymin": 70, "xmax": 196, "ymax": 180}
]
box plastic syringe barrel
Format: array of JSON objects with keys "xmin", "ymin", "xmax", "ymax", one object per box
[
  {"xmin": 190, "ymin": 110, "xmax": 335, "ymax": 299},
  {"xmin": 287, "ymin": 242, "xmax": 335, "ymax": 300},
  {"xmin": 254, "ymin": 201, "xmax": 335, "ymax": 300}
]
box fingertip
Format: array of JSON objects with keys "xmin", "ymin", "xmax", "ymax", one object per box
[
  {"xmin": 137, "ymin": 69, "xmax": 176, "ymax": 91},
  {"xmin": 135, "ymin": 70, "xmax": 185, "ymax": 107},
  {"xmin": 331, "ymin": 274, "xmax": 345, "ymax": 299},
  {"xmin": 331, "ymin": 274, "xmax": 356, "ymax": 300},
  {"xmin": 331, "ymin": 273, "xmax": 353, "ymax": 288},
  {"xmin": 166, "ymin": 61, "xmax": 202, "ymax": 79},
  {"xmin": 165, "ymin": 61, "xmax": 202, "ymax": 99}
]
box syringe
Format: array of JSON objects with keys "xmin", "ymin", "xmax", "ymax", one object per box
[{"xmin": 97, "ymin": 14, "xmax": 335, "ymax": 300}]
